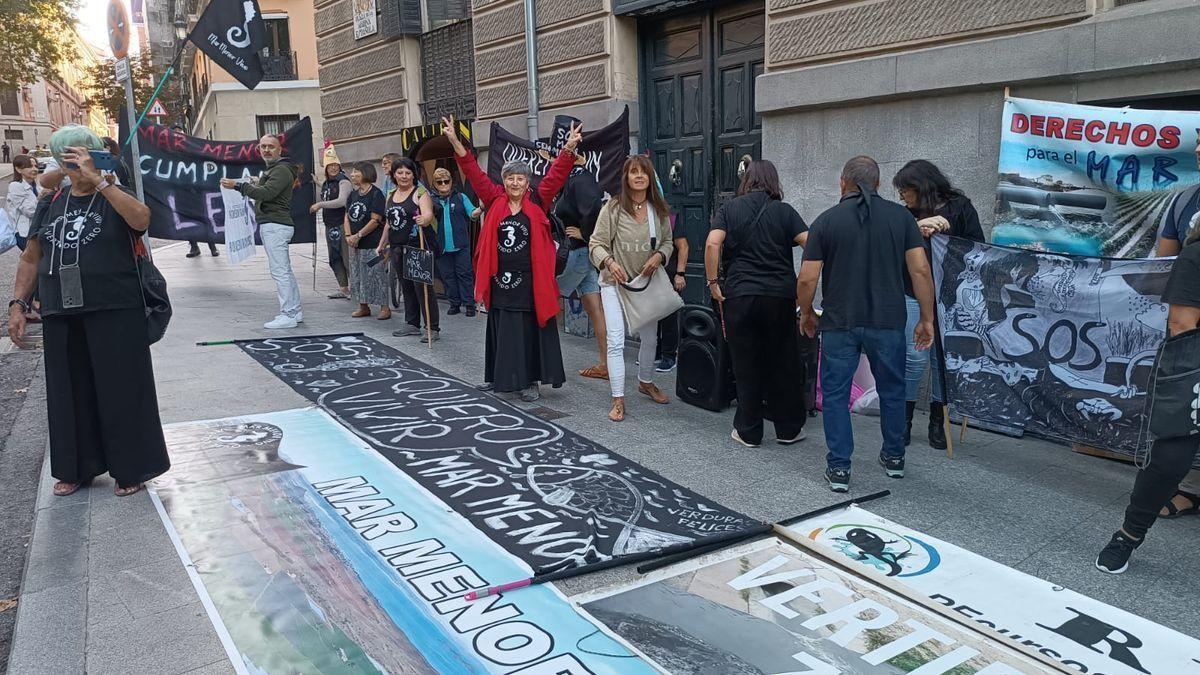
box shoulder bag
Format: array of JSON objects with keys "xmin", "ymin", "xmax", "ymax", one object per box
[
  {"xmin": 131, "ymin": 234, "xmax": 172, "ymax": 344},
  {"xmin": 1147, "ymin": 327, "xmax": 1200, "ymax": 440},
  {"xmin": 616, "ymin": 206, "xmax": 683, "ymax": 334}
]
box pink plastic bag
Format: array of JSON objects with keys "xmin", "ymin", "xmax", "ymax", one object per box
[{"xmin": 814, "ymin": 348, "xmax": 868, "ymax": 412}]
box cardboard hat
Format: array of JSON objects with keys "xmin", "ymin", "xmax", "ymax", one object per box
[
  {"xmin": 549, "ymin": 114, "xmax": 582, "ymax": 152},
  {"xmin": 322, "ymin": 140, "xmax": 341, "ymax": 167}
]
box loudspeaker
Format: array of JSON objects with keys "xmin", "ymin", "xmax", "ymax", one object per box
[{"xmin": 676, "ymin": 304, "xmax": 736, "ymax": 411}]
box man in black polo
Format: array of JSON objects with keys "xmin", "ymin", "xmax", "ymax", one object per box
[{"xmin": 797, "ymin": 156, "xmax": 936, "ymax": 492}]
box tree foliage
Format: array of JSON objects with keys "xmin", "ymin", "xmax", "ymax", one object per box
[
  {"xmin": 82, "ymin": 52, "xmax": 185, "ymax": 127},
  {"xmin": 0, "ymin": 0, "xmax": 78, "ymax": 91}
]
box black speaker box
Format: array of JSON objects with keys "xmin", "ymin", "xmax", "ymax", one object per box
[{"xmin": 676, "ymin": 304, "xmax": 736, "ymax": 411}]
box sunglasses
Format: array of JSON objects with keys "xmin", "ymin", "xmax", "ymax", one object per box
[{"xmin": 435, "ymin": 180, "xmax": 451, "ymax": 185}]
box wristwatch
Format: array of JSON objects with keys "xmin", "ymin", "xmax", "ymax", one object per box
[{"xmin": 673, "ymin": 271, "xmax": 686, "ymax": 278}]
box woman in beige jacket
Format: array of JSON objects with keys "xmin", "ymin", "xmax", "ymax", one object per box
[{"xmin": 589, "ymin": 155, "xmax": 674, "ymax": 422}]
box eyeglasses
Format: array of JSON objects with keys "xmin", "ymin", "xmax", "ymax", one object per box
[{"xmin": 435, "ymin": 180, "xmax": 451, "ymax": 185}]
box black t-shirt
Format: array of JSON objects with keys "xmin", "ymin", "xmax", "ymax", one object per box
[
  {"xmin": 346, "ymin": 186, "xmax": 385, "ymax": 249},
  {"xmin": 713, "ymin": 191, "xmax": 808, "ymax": 299},
  {"xmin": 386, "ymin": 187, "xmax": 420, "ymax": 246},
  {"xmin": 1163, "ymin": 241, "xmax": 1200, "ymax": 309},
  {"xmin": 29, "ymin": 187, "xmax": 143, "ymax": 317},
  {"xmin": 320, "ymin": 174, "xmax": 349, "ymax": 230},
  {"xmin": 803, "ymin": 191, "xmax": 924, "ymax": 331},
  {"xmin": 491, "ymin": 211, "xmax": 533, "ymax": 310},
  {"xmin": 904, "ymin": 194, "xmax": 985, "ymax": 298}
]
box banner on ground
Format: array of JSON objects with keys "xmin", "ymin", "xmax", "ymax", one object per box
[
  {"xmin": 487, "ymin": 107, "xmax": 630, "ymax": 197},
  {"xmin": 993, "ymin": 96, "xmax": 1200, "ymax": 258},
  {"xmin": 788, "ymin": 506, "xmax": 1200, "ymax": 675},
  {"xmin": 931, "ymin": 235, "xmax": 1180, "ymax": 457},
  {"xmin": 236, "ymin": 334, "xmax": 760, "ymax": 574},
  {"xmin": 576, "ymin": 538, "xmax": 1048, "ymax": 674},
  {"xmin": 152, "ymin": 408, "xmax": 656, "ymax": 674},
  {"xmin": 120, "ymin": 117, "xmax": 316, "ymax": 245},
  {"xmin": 219, "ymin": 187, "xmax": 257, "ymax": 264}
]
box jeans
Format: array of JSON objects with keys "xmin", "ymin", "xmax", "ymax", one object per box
[
  {"xmin": 1122, "ymin": 435, "xmax": 1200, "ymax": 539},
  {"xmin": 438, "ymin": 248, "xmax": 475, "ymax": 309},
  {"xmin": 600, "ymin": 283, "xmax": 657, "ymax": 398},
  {"xmin": 556, "ymin": 246, "xmax": 600, "ymax": 297},
  {"xmin": 260, "ymin": 222, "xmax": 301, "ymax": 318},
  {"xmin": 725, "ymin": 296, "xmax": 806, "ymax": 444},
  {"xmin": 820, "ymin": 328, "xmax": 907, "ymax": 470},
  {"xmin": 903, "ymin": 296, "xmax": 944, "ymax": 402}
]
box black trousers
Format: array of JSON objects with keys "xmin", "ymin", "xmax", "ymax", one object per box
[
  {"xmin": 401, "ymin": 278, "xmax": 440, "ymax": 330},
  {"xmin": 656, "ymin": 309, "xmax": 680, "ymax": 360},
  {"xmin": 724, "ymin": 295, "xmax": 806, "ymax": 444},
  {"xmin": 1123, "ymin": 434, "xmax": 1200, "ymax": 539},
  {"xmin": 326, "ymin": 226, "xmax": 349, "ymax": 288},
  {"xmin": 43, "ymin": 308, "xmax": 170, "ymax": 487}
]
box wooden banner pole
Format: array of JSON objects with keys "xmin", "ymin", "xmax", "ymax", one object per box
[{"xmin": 418, "ymin": 228, "xmax": 432, "ymax": 349}]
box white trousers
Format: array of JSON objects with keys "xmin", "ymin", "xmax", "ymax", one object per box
[
  {"xmin": 260, "ymin": 222, "xmax": 301, "ymax": 318},
  {"xmin": 600, "ymin": 283, "xmax": 657, "ymax": 398}
]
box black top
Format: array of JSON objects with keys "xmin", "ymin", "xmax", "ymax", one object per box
[
  {"xmin": 491, "ymin": 211, "xmax": 533, "ymax": 311},
  {"xmin": 320, "ymin": 173, "xmax": 349, "ymax": 230},
  {"xmin": 386, "ymin": 187, "xmax": 420, "ymax": 246},
  {"xmin": 904, "ymin": 194, "xmax": 985, "ymax": 298},
  {"xmin": 1163, "ymin": 185, "xmax": 1200, "ymax": 244},
  {"xmin": 29, "ymin": 187, "xmax": 143, "ymax": 317},
  {"xmin": 713, "ymin": 191, "xmax": 808, "ymax": 299},
  {"xmin": 1163, "ymin": 241, "xmax": 1200, "ymax": 309},
  {"xmin": 346, "ymin": 185, "xmax": 385, "ymax": 250},
  {"xmin": 803, "ymin": 190, "xmax": 924, "ymax": 331},
  {"xmin": 553, "ymin": 169, "xmax": 604, "ymax": 250}
]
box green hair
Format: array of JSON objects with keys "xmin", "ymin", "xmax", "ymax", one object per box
[{"xmin": 49, "ymin": 124, "xmax": 104, "ymax": 164}]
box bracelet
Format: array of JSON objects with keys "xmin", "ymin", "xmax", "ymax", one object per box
[
  {"xmin": 706, "ymin": 278, "xmax": 720, "ymax": 287},
  {"xmin": 8, "ymin": 298, "xmax": 30, "ymax": 313},
  {"xmin": 673, "ymin": 271, "xmax": 686, "ymax": 278}
]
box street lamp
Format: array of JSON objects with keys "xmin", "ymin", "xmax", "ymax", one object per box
[{"xmin": 174, "ymin": 17, "xmax": 188, "ymax": 41}]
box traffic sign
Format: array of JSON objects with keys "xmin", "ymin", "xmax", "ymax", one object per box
[
  {"xmin": 114, "ymin": 57, "xmax": 130, "ymax": 83},
  {"xmin": 148, "ymin": 100, "xmax": 168, "ymax": 118},
  {"xmin": 107, "ymin": 0, "xmax": 130, "ymax": 59}
]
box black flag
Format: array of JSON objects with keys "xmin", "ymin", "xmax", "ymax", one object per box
[
  {"xmin": 488, "ymin": 107, "xmax": 630, "ymax": 196},
  {"xmin": 189, "ymin": 0, "xmax": 266, "ymax": 89}
]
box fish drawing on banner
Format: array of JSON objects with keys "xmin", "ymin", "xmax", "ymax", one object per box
[
  {"xmin": 932, "ymin": 235, "xmax": 1179, "ymax": 457},
  {"xmin": 236, "ymin": 334, "xmax": 759, "ymax": 572}
]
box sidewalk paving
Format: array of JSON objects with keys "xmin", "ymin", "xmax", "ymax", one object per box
[{"xmin": 7, "ymin": 241, "xmax": 1200, "ymax": 673}]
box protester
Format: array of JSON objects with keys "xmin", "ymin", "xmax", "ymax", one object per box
[
  {"xmin": 7, "ymin": 125, "xmax": 170, "ymax": 497},
  {"xmin": 343, "ymin": 161, "xmax": 389, "ymax": 319},
  {"xmin": 443, "ymin": 115, "xmax": 573, "ymax": 402},
  {"xmin": 590, "ymin": 155, "xmax": 675, "ymax": 422},
  {"xmin": 382, "ymin": 158, "xmax": 439, "ymax": 341},
  {"xmin": 706, "ymin": 160, "xmax": 808, "ymax": 447},
  {"xmin": 797, "ymin": 156, "xmax": 936, "ymax": 492},
  {"xmin": 311, "ymin": 143, "xmax": 352, "ymax": 299},
  {"xmin": 1, "ymin": 142, "xmax": 9, "ymax": 163},
  {"xmin": 431, "ymin": 167, "xmax": 480, "ymax": 316},
  {"xmin": 6, "ymin": 155, "xmax": 39, "ymax": 250},
  {"xmin": 1096, "ymin": 228, "xmax": 1200, "ymax": 573},
  {"xmin": 220, "ymin": 134, "xmax": 301, "ymax": 329},
  {"xmin": 101, "ymin": 137, "xmax": 133, "ymax": 188},
  {"xmin": 655, "ymin": 199, "xmax": 688, "ymax": 373},
  {"xmin": 186, "ymin": 240, "xmax": 219, "ymax": 258},
  {"xmin": 380, "ymin": 152, "xmax": 401, "ymax": 196},
  {"xmin": 555, "ymin": 161, "xmax": 609, "ymax": 380},
  {"xmin": 1155, "ymin": 137, "xmax": 1200, "ymax": 257},
  {"xmin": 893, "ymin": 159, "xmax": 985, "ymax": 449}
]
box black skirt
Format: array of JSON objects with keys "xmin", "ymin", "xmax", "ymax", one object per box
[
  {"xmin": 42, "ymin": 308, "xmax": 170, "ymax": 488},
  {"xmin": 484, "ymin": 309, "xmax": 566, "ymax": 392}
]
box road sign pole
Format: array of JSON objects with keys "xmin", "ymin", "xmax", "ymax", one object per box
[{"xmin": 123, "ymin": 76, "xmax": 144, "ymax": 203}]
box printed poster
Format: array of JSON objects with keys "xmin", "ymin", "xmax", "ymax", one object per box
[
  {"xmin": 220, "ymin": 187, "xmax": 257, "ymax": 264},
  {"xmin": 789, "ymin": 506, "xmax": 1200, "ymax": 675},
  {"xmin": 993, "ymin": 97, "xmax": 1200, "ymax": 258},
  {"xmin": 151, "ymin": 408, "xmax": 656, "ymax": 674}
]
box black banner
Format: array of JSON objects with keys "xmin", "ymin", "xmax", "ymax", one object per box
[
  {"xmin": 189, "ymin": 0, "xmax": 266, "ymax": 89},
  {"xmin": 121, "ymin": 117, "xmax": 315, "ymax": 244},
  {"xmin": 237, "ymin": 334, "xmax": 758, "ymax": 573},
  {"xmin": 401, "ymin": 246, "xmax": 434, "ymax": 285},
  {"xmin": 488, "ymin": 107, "xmax": 630, "ymax": 197},
  {"xmin": 931, "ymin": 235, "xmax": 1181, "ymax": 458}
]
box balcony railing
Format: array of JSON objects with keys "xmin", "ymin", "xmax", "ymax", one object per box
[{"xmin": 261, "ymin": 52, "xmax": 297, "ymax": 82}]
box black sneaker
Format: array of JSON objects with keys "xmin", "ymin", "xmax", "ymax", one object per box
[
  {"xmin": 465, "ymin": 307, "xmax": 476, "ymax": 317},
  {"xmin": 447, "ymin": 306, "xmax": 461, "ymax": 315},
  {"xmin": 879, "ymin": 453, "xmax": 905, "ymax": 478},
  {"xmin": 825, "ymin": 467, "xmax": 850, "ymax": 493},
  {"xmin": 654, "ymin": 357, "xmax": 676, "ymax": 373},
  {"xmin": 1095, "ymin": 531, "xmax": 1140, "ymax": 574}
]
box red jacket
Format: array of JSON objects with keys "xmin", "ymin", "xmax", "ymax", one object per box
[{"xmin": 456, "ymin": 149, "xmax": 574, "ymax": 327}]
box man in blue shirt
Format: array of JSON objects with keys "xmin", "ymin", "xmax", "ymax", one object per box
[{"xmin": 430, "ymin": 167, "xmax": 480, "ymax": 316}]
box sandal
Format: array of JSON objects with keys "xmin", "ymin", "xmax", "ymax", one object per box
[
  {"xmin": 579, "ymin": 365, "xmax": 609, "ymax": 380},
  {"xmin": 638, "ymin": 381, "xmax": 669, "ymax": 405},
  {"xmin": 608, "ymin": 397, "xmax": 625, "ymax": 422},
  {"xmin": 114, "ymin": 483, "xmax": 144, "ymax": 497},
  {"xmin": 53, "ymin": 481, "xmax": 82, "ymax": 496},
  {"xmin": 1160, "ymin": 490, "xmax": 1200, "ymax": 519}
]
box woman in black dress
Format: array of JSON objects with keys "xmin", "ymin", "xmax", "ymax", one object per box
[
  {"xmin": 8, "ymin": 125, "xmax": 169, "ymax": 497},
  {"xmin": 379, "ymin": 158, "xmax": 438, "ymax": 341}
]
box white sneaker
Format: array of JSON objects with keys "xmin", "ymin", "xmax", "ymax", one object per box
[
  {"xmin": 264, "ymin": 315, "xmax": 299, "ymax": 329},
  {"xmin": 294, "ymin": 312, "xmax": 304, "ymax": 324}
]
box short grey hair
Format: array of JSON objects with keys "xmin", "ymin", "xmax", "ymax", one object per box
[
  {"xmin": 49, "ymin": 124, "xmax": 104, "ymax": 164},
  {"xmin": 501, "ymin": 160, "xmax": 532, "ymax": 179}
]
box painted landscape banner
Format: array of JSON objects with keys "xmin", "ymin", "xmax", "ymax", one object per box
[
  {"xmin": 787, "ymin": 506, "xmax": 1200, "ymax": 675},
  {"xmin": 237, "ymin": 334, "xmax": 761, "ymax": 575},
  {"xmin": 931, "ymin": 235, "xmax": 1179, "ymax": 457},
  {"xmin": 151, "ymin": 408, "xmax": 657, "ymax": 674},
  {"xmin": 993, "ymin": 97, "xmax": 1200, "ymax": 258},
  {"xmin": 576, "ymin": 539, "xmax": 1048, "ymax": 674}
]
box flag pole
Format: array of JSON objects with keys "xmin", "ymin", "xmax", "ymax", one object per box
[{"xmin": 122, "ymin": 37, "xmax": 189, "ymax": 153}]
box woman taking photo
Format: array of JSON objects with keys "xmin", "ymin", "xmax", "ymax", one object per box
[
  {"xmin": 8, "ymin": 125, "xmax": 169, "ymax": 497},
  {"xmin": 379, "ymin": 158, "xmax": 438, "ymax": 341},
  {"xmin": 344, "ymin": 161, "xmax": 390, "ymax": 319},
  {"xmin": 590, "ymin": 155, "xmax": 675, "ymax": 422},
  {"xmin": 441, "ymin": 115, "xmax": 575, "ymax": 402},
  {"xmin": 893, "ymin": 159, "xmax": 985, "ymax": 449}
]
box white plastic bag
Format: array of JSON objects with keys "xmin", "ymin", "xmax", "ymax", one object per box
[
  {"xmin": 0, "ymin": 209, "xmax": 17, "ymax": 256},
  {"xmin": 851, "ymin": 387, "xmax": 881, "ymax": 416}
]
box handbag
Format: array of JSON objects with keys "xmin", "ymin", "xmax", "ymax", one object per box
[
  {"xmin": 1148, "ymin": 327, "xmax": 1200, "ymax": 439},
  {"xmin": 615, "ymin": 207, "xmax": 683, "ymax": 333},
  {"xmin": 131, "ymin": 234, "xmax": 172, "ymax": 344},
  {"xmin": 548, "ymin": 211, "xmax": 570, "ymax": 276}
]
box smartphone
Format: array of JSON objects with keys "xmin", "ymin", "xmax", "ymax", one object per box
[
  {"xmin": 366, "ymin": 253, "xmax": 385, "ymax": 267},
  {"xmin": 59, "ymin": 266, "xmax": 84, "ymax": 309},
  {"xmin": 89, "ymin": 150, "xmax": 119, "ymax": 171}
]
